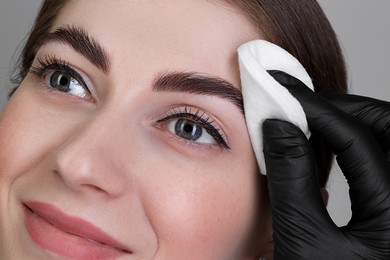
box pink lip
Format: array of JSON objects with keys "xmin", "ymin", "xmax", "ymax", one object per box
[{"xmin": 24, "ymin": 201, "xmax": 131, "ymax": 259}]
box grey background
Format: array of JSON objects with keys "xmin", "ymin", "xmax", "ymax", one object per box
[{"xmin": 1, "ymin": 1, "xmax": 389, "ymax": 226}]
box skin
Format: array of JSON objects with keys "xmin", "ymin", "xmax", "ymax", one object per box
[{"xmin": 0, "ymin": 0, "xmax": 271, "ymax": 259}]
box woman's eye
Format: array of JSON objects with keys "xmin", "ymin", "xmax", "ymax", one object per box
[
  {"xmin": 156, "ymin": 107, "xmax": 230, "ymax": 149},
  {"xmin": 49, "ymin": 71, "xmax": 88, "ymax": 98},
  {"xmin": 167, "ymin": 119, "xmax": 216, "ymax": 144}
]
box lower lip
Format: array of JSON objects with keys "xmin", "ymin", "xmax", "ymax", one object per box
[{"xmin": 24, "ymin": 205, "xmax": 126, "ymax": 260}]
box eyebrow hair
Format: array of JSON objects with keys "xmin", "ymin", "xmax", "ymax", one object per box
[
  {"xmin": 36, "ymin": 26, "xmax": 110, "ymax": 73},
  {"xmin": 153, "ymin": 72, "xmax": 244, "ymax": 114},
  {"xmin": 35, "ymin": 27, "xmax": 244, "ymax": 114}
]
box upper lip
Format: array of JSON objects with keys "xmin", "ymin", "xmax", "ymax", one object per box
[{"xmin": 24, "ymin": 201, "xmax": 132, "ymax": 253}]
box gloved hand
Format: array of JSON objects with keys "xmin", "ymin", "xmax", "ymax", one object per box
[
  {"xmin": 320, "ymin": 92, "xmax": 390, "ymax": 159},
  {"xmin": 263, "ymin": 70, "xmax": 390, "ymax": 260}
]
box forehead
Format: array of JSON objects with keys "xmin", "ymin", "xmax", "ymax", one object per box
[{"xmin": 51, "ymin": 0, "xmax": 260, "ymax": 87}]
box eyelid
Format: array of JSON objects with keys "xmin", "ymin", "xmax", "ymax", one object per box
[
  {"xmin": 29, "ymin": 55, "xmax": 96, "ymax": 101},
  {"xmin": 156, "ymin": 106, "xmax": 230, "ymax": 149}
]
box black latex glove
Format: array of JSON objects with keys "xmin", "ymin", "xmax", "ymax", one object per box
[
  {"xmin": 320, "ymin": 93, "xmax": 390, "ymax": 159},
  {"xmin": 263, "ymin": 70, "xmax": 390, "ymax": 260}
]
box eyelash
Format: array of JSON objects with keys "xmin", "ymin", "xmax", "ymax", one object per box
[
  {"xmin": 29, "ymin": 56, "xmax": 229, "ymax": 150},
  {"xmin": 157, "ymin": 106, "xmax": 230, "ymax": 149},
  {"xmin": 29, "ymin": 55, "xmax": 92, "ymax": 97}
]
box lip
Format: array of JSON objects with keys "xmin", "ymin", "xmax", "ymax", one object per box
[{"xmin": 23, "ymin": 201, "xmax": 132, "ymax": 259}]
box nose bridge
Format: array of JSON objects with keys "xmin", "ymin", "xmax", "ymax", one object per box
[{"xmin": 54, "ymin": 110, "xmax": 131, "ymax": 196}]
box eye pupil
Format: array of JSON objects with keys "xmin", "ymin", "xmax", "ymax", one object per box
[
  {"xmin": 183, "ymin": 124, "xmax": 193, "ymax": 133},
  {"xmin": 50, "ymin": 72, "xmax": 71, "ymax": 91},
  {"xmin": 175, "ymin": 119, "xmax": 202, "ymax": 141},
  {"xmin": 59, "ymin": 75, "xmax": 69, "ymax": 86}
]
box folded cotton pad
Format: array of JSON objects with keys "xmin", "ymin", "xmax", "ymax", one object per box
[{"xmin": 238, "ymin": 40, "xmax": 314, "ymax": 175}]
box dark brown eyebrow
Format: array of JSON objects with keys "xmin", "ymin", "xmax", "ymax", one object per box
[
  {"xmin": 36, "ymin": 26, "xmax": 110, "ymax": 73},
  {"xmin": 153, "ymin": 72, "xmax": 244, "ymax": 114}
]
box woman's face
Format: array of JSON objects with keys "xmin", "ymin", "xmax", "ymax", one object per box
[{"xmin": 0, "ymin": 0, "xmax": 268, "ymax": 259}]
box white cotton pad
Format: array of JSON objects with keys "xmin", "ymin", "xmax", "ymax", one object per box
[{"xmin": 238, "ymin": 40, "xmax": 314, "ymax": 175}]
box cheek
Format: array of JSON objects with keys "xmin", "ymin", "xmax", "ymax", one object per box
[
  {"xmin": 0, "ymin": 87, "xmax": 76, "ymax": 186},
  {"xmin": 140, "ymin": 150, "xmax": 261, "ymax": 258}
]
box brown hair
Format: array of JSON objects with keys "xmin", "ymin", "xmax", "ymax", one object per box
[
  {"xmin": 10, "ymin": 0, "xmax": 67, "ymax": 96},
  {"xmin": 11, "ymin": 0, "xmax": 347, "ymax": 186}
]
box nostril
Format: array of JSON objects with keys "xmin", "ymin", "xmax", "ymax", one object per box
[
  {"xmin": 51, "ymin": 129, "xmax": 128, "ymax": 196},
  {"xmin": 82, "ymin": 184, "xmax": 108, "ymax": 194},
  {"xmin": 54, "ymin": 166, "xmax": 110, "ymax": 195}
]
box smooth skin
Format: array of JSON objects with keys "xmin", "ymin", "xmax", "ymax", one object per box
[{"xmin": 0, "ymin": 0, "xmax": 272, "ymax": 259}]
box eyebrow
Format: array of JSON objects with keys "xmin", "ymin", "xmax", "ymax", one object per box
[
  {"xmin": 36, "ymin": 27, "xmax": 244, "ymax": 114},
  {"xmin": 153, "ymin": 72, "xmax": 244, "ymax": 114},
  {"xmin": 36, "ymin": 26, "xmax": 110, "ymax": 73}
]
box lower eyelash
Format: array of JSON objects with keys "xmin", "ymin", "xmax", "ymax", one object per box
[
  {"xmin": 157, "ymin": 106, "xmax": 230, "ymax": 149},
  {"xmin": 29, "ymin": 55, "xmax": 89, "ymax": 94},
  {"xmin": 28, "ymin": 59, "xmax": 229, "ymax": 148}
]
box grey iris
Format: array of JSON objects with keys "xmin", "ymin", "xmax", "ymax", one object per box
[
  {"xmin": 50, "ymin": 72, "xmax": 71, "ymax": 92},
  {"xmin": 175, "ymin": 119, "xmax": 202, "ymax": 141}
]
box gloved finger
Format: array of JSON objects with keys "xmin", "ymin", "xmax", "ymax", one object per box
[
  {"xmin": 320, "ymin": 93, "xmax": 390, "ymax": 156},
  {"xmin": 268, "ymin": 70, "xmax": 390, "ymax": 225},
  {"xmin": 263, "ymin": 119, "xmax": 336, "ymax": 259}
]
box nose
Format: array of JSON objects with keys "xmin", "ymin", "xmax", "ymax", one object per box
[{"xmin": 53, "ymin": 112, "xmax": 130, "ymax": 196}]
